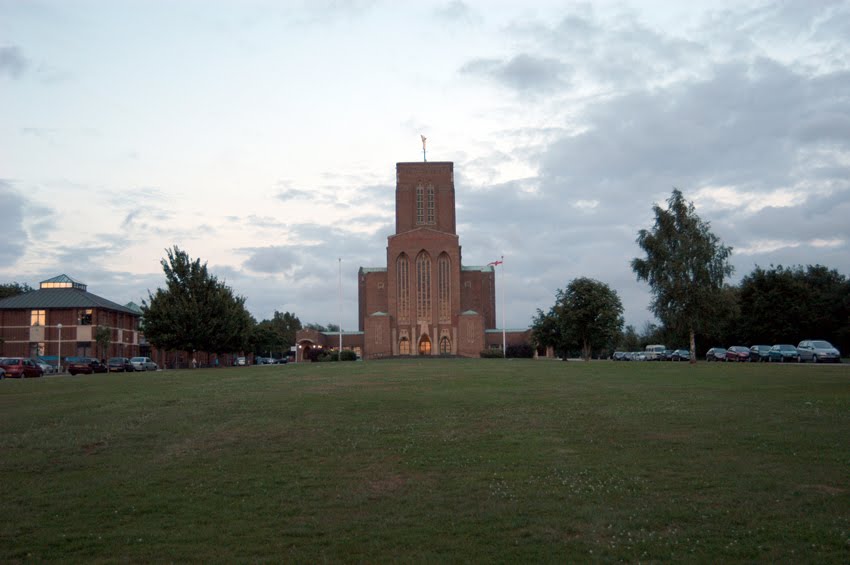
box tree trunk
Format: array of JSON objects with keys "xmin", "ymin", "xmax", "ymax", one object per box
[
  {"xmin": 582, "ymin": 338, "xmax": 591, "ymax": 361},
  {"xmin": 689, "ymin": 328, "xmax": 696, "ymax": 365}
]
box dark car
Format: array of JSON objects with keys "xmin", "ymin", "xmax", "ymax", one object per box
[
  {"xmin": 0, "ymin": 357, "xmax": 44, "ymax": 378},
  {"xmin": 797, "ymin": 340, "xmax": 842, "ymax": 363},
  {"xmin": 68, "ymin": 357, "xmax": 109, "ymax": 375},
  {"xmin": 705, "ymin": 347, "xmax": 727, "ymax": 362},
  {"xmin": 107, "ymin": 357, "xmax": 134, "ymax": 372},
  {"xmin": 725, "ymin": 346, "xmax": 750, "ymax": 362},
  {"xmin": 749, "ymin": 345, "xmax": 771, "ymax": 363},
  {"xmin": 671, "ymin": 349, "xmax": 690, "ymax": 362},
  {"xmin": 768, "ymin": 344, "xmax": 800, "ymax": 363}
]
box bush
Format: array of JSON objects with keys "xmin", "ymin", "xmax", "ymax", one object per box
[
  {"xmin": 339, "ymin": 349, "xmax": 357, "ymax": 361},
  {"xmin": 480, "ymin": 348, "xmax": 504, "ymax": 358},
  {"xmin": 506, "ymin": 344, "xmax": 534, "ymax": 358}
]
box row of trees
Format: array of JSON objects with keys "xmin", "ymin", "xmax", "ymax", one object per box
[{"xmin": 533, "ymin": 190, "xmax": 850, "ymax": 361}]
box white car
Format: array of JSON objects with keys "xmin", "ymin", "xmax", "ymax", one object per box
[
  {"xmin": 36, "ymin": 360, "xmax": 56, "ymax": 374},
  {"xmin": 797, "ymin": 340, "xmax": 842, "ymax": 363},
  {"xmin": 129, "ymin": 356, "xmax": 158, "ymax": 371}
]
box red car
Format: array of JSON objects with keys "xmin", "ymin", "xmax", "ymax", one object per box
[
  {"xmin": 0, "ymin": 357, "xmax": 45, "ymax": 378},
  {"xmin": 67, "ymin": 357, "xmax": 109, "ymax": 376},
  {"xmin": 725, "ymin": 346, "xmax": 751, "ymax": 362}
]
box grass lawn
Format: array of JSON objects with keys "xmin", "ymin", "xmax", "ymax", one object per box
[{"xmin": 1, "ymin": 359, "xmax": 849, "ymax": 563}]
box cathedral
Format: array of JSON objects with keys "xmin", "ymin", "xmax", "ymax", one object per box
[{"xmin": 296, "ymin": 160, "xmax": 528, "ymax": 360}]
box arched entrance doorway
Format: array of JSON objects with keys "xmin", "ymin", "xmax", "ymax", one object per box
[
  {"xmin": 440, "ymin": 336, "xmax": 451, "ymax": 355},
  {"xmin": 419, "ymin": 335, "xmax": 431, "ymax": 355},
  {"xmin": 399, "ymin": 337, "xmax": 410, "ymax": 355},
  {"xmin": 301, "ymin": 344, "xmax": 312, "ymax": 362}
]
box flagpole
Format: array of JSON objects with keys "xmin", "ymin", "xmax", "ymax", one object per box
[
  {"xmin": 501, "ymin": 255, "xmax": 506, "ymax": 357},
  {"xmin": 338, "ymin": 257, "xmax": 343, "ymax": 356}
]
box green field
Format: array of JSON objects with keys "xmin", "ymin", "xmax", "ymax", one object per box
[{"xmin": 2, "ymin": 360, "xmax": 849, "ymax": 563}]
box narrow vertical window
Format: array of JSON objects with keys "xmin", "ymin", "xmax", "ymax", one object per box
[
  {"xmin": 438, "ymin": 253, "xmax": 451, "ymax": 321},
  {"xmin": 397, "ymin": 254, "xmax": 409, "ymax": 322},
  {"xmin": 416, "ymin": 186, "xmax": 425, "ymax": 224},
  {"xmin": 399, "ymin": 338, "xmax": 410, "ymax": 355},
  {"xmin": 427, "ymin": 186, "xmax": 435, "ymax": 224},
  {"xmin": 416, "ymin": 252, "xmax": 431, "ymax": 321},
  {"xmin": 440, "ymin": 336, "xmax": 451, "ymax": 354}
]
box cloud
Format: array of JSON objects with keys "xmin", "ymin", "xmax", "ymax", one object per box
[
  {"xmin": 435, "ymin": 1, "xmax": 475, "ymax": 23},
  {"xmin": 460, "ymin": 54, "xmax": 571, "ymax": 93},
  {"xmin": 0, "ymin": 45, "xmax": 28, "ymax": 78}
]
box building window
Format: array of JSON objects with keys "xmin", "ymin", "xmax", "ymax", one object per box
[
  {"xmin": 416, "ymin": 186, "xmax": 425, "ymax": 224},
  {"xmin": 427, "ymin": 186, "xmax": 435, "ymax": 224},
  {"xmin": 416, "ymin": 252, "xmax": 431, "ymax": 321},
  {"xmin": 397, "ymin": 253, "xmax": 409, "ymax": 322},
  {"xmin": 30, "ymin": 310, "xmax": 45, "ymax": 326},
  {"xmin": 375, "ymin": 324, "xmax": 383, "ymax": 344},
  {"xmin": 419, "ymin": 335, "xmax": 431, "ymax": 355},
  {"xmin": 440, "ymin": 336, "xmax": 451, "ymax": 354},
  {"xmin": 78, "ymin": 309, "xmax": 93, "ymax": 325},
  {"xmin": 438, "ymin": 254, "xmax": 451, "ymax": 321},
  {"xmin": 399, "ymin": 337, "xmax": 410, "ymax": 355},
  {"xmin": 464, "ymin": 281, "xmax": 471, "ymax": 289}
]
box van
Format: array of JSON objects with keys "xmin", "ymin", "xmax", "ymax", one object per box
[{"xmin": 645, "ymin": 344, "xmax": 667, "ymax": 361}]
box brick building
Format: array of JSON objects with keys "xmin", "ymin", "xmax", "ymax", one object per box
[
  {"xmin": 296, "ymin": 161, "xmax": 531, "ymax": 360},
  {"xmin": 0, "ymin": 274, "xmax": 140, "ymax": 363}
]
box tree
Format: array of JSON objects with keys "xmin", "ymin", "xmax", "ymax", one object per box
[
  {"xmin": 142, "ymin": 246, "xmax": 254, "ymax": 355},
  {"xmin": 631, "ymin": 189, "xmax": 733, "ymax": 363},
  {"xmin": 0, "ymin": 282, "xmax": 33, "ymax": 300},
  {"xmin": 251, "ymin": 311, "xmax": 301, "ymax": 357},
  {"xmin": 533, "ymin": 277, "xmax": 624, "ymax": 361},
  {"xmin": 94, "ymin": 326, "xmax": 111, "ymax": 359}
]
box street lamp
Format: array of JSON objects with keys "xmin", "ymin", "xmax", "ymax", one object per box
[{"xmin": 57, "ymin": 323, "xmax": 63, "ymax": 373}]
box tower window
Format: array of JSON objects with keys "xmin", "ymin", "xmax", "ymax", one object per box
[
  {"xmin": 397, "ymin": 254, "xmax": 409, "ymax": 322},
  {"xmin": 427, "ymin": 186, "xmax": 435, "ymax": 224},
  {"xmin": 416, "ymin": 252, "xmax": 431, "ymax": 321},
  {"xmin": 438, "ymin": 254, "xmax": 451, "ymax": 321},
  {"xmin": 416, "ymin": 185, "xmax": 436, "ymax": 225}
]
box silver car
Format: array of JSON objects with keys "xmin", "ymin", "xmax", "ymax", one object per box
[
  {"xmin": 797, "ymin": 340, "xmax": 841, "ymax": 363},
  {"xmin": 129, "ymin": 356, "xmax": 158, "ymax": 371}
]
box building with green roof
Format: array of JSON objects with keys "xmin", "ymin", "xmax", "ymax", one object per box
[{"xmin": 0, "ymin": 275, "xmax": 141, "ymax": 362}]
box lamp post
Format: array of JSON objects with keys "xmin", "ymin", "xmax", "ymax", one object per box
[{"xmin": 57, "ymin": 323, "xmax": 63, "ymax": 373}]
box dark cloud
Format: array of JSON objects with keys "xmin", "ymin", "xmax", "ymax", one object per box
[
  {"xmin": 0, "ymin": 181, "xmax": 29, "ymax": 265},
  {"xmin": 460, "ymin": 54, "xmax": 571, "ymax": 93},
  {"xmin": 0, "ymin": 45, "xmax": 27, "ymax": 78}
]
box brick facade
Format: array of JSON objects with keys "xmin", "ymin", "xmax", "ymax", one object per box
[{"xmin": 296, "ymin": 160, "xmax": 529, "ymax": 360}]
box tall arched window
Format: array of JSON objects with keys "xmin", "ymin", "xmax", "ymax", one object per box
[
  {"xmin": 399, "ymin": 338, "xmax": 410, "ymax": 355},
  {"xmin": 416, "ymin": 252, "xmax": 431, "ymax": 321},
  {"xmin": 426, "ymin": 186, "xmax": 435, "ymax": 224},
  {"xmin": 416, "ymin": 186, "xmax": 425, "ymax": 224},
  {"xmin": 397, "ymin": 254, "xmax": 409, "ymax": 322},
  {"xmin": 438, "ymin": 253, "xmax": 451, "ymax": 322}
]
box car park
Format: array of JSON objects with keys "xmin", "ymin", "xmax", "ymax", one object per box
[
  {"xmin": 68, "ymin": 357, "xmax": 109, "ymax": 375},
  {"xmin": 107, "ymin": 357, "xmax": 134, "ymax": 372},
  {"xmin": 129, "ymin": 357, "xmax": 158, "ymax": 371},
  {"xmin": 0, "ymin": 357, "xmax": 44, "ymax": 378},
  {"xmin": 725, "ymin": 346, "xmax": 751, "ymax": 362},
  {"xmin": 705, "ymin": 347, "xmax": 727, "ymax": 362},
  {"xmin": 768, "ymin": 344, "xmax": 800, "ymax": 363},
  {"xmin": 671, "ymin": 349, "xmax": 690, "ymax": 361},
  {"xmin": 797, "ymin": 340, "xmax": 841, "ymax": 363},
  {"xmin": 749, "ymin": 345, "xmax": 771, "ymax": 363}
]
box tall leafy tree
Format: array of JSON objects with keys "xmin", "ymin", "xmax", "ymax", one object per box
[
  {"xmin": 251, "ymin": 311, "xmax": 301, "ymax": 357},
  {"xmin": 142, "ymin": 246, "xmax": 254, "ymax": 355},
  {"xmin": 631, "ymin": 189, "xmax": 733, "ymax": 363},
  {"xmin": 0, "ymin": 282, "xmax": 33, "ymax": 300},
  {"xmin": 533, "ymin": 277, "xmax": 624, "ymax": 360}
]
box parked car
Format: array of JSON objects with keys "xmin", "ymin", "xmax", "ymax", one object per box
[
  {"xmin": 36, "ymin": 358, "xmax": 56, "ymax": 374},
  {"xmin": 725, "ymin": 346, "xmax": 751, "ymax": 362},
  {"xmin": 68, "ymin": 357, "xmax": 108, "ymax": 375},
  {"xmin": 107, "ymin": 357, "xmax": 134, "ymax": 372},
  {"xmin": 631, "ymin": 351, "xmax": 647, "ymax": 361},
  {"xmin": 611, "ymin": 351, "xmax": 626, "ymax": 361},
  {"xmin": 796, "ymin": 340, "xmax": 842, "ymax": 363},
  {"xmin": 0, "ymin": 357, "xmax": 44, "ymax": 378},
  {"xmin": 662, "ymin": 349, "xmax": 675, "ymax": 361},
  {"xmin": 671, "ymin": 349, "xmax": 690, "ymax": 361},
  {"xmin": 129, "ymin": 357, "xmax": 158, "ymax": 371},
  {"xmin": 768, "ymin": 344, "xmax": 800, "ymax": 363},
  {"xmin": 234, "ymin": 357, "xmax": 247, "ymax": 366},
  {"xmin": 749, "ymin": 345, "xmax": 771, "ymax": 363},
  {"xmin": 706, "ymin": 347, "xmax": 727, "ymax": 362}
]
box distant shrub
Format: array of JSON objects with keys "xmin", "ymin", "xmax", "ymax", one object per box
[
  {"xmin": 480, "ymin": 348, "xmax": 504, "ymax": 358},
  {"xmin": 506, "ymin": 344, "xmax": 534, "ymax": 358},
  {"xmin": 339, "ymin": 350, "xmax": 357, "ymax": 361}
]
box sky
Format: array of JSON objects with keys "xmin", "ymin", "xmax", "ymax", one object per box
[{"xmin": 2, "ymin": 0, "xmax": 849, "ymax": 332}]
